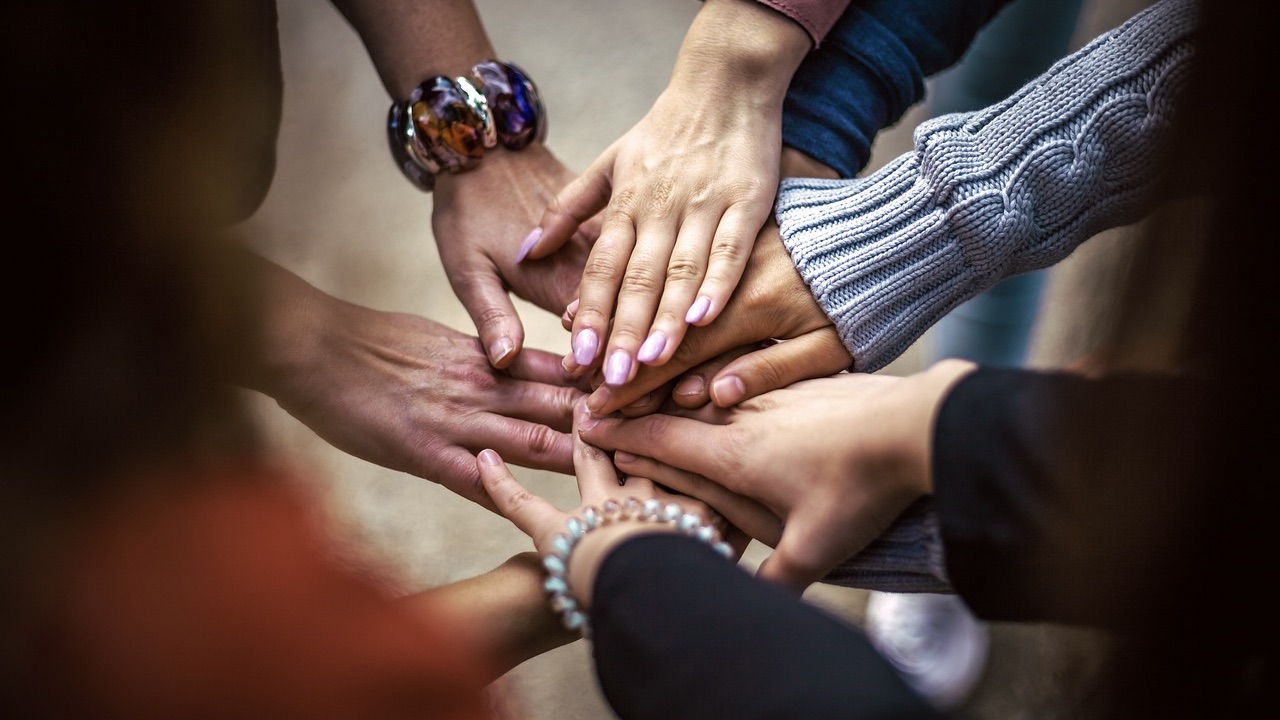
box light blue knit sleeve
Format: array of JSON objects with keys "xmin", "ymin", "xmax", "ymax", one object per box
[{"xmin": 774, "ymin": 0, "xmax": 1197, "ymax": 373}]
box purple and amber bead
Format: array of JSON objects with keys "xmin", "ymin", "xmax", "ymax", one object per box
[
  {"xmin": 386, "ymin": 101, "xmax": 435, "ymax": 192},
  {"xmin": 408, "ymin": 76, "xmax": 489, "ymax": 172},
  {"xmin": 470, "ymin": 60, "xmax": 546, "ymax": 150}
]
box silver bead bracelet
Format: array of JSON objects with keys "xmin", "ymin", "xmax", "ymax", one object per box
[{"xmin": 542, "ymin": 497, "xmax": 734, "ymax": 639}]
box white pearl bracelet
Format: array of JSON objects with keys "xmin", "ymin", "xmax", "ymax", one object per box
[{"xmin": 542, "ymin": 497, "xmax": 734, "ymax": 639}]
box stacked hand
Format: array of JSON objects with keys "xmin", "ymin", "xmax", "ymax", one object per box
[
  {"xmin": 432, "ymin": 145, "xmax": 597, "ymax": 368},
  {"xmin": 477, "ymin": 402, "xmax": 749, "ymax": 607},
  {"xmin": 564, "ymin": 220, "xmax": 852, "ymax": 416},
  {"xmin": 575, "ymin": 361, "xmax": 977, "ymax": 590},
  {"xmin": 246, "ymin": 254, "xmax": 588, "ymax": 511},
  {"xmin": 520, "ymin": 0, "xmax": 813, "ymax": 391}
]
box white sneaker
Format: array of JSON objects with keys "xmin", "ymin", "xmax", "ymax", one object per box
[{"xmin": 863, "ymin": 591, "xmax": 990, "ymax": 710}]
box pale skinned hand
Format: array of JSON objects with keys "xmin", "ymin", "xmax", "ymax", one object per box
[
  {"xmin": 477, "ymin": 402, "xmax": 748, "ymax": 607},
  {"xmin": 244, "ymin": 255, "xmax": 587, "ymax": 512},
  {"xmin": 432, "ymin": 144, "xmax": 598, "ymax": 368},
  {"xmin": 521, "ymin": 0, "xmax": 812, "ymax": 389},
  {"xmin": 577, "ymin": 361, "xmax": 978, "ymax": 590},
  {"xmin": 562, "ymin": 220, "xmax": 852, "ymax": 415}
]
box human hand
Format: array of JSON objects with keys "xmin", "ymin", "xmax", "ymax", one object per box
[
  {"xmin": 564, "ymin": 220, "xmax": 852, "ymax": 415},
  {"xmin": 577, "ymin": 361, "xmax": 977, "ymax": 590},
  {"xmin": 477, "ymin": 402, "xmax": 747, "ymax": 608},
  {"xmin": 521, "ymin": 0, "xmax": 812, "ymax": 386},
  {"xmin": 246, "ymin": 258, "xmax": 587, "ymax": 511},
  {"xmin": 432, "ymin": 144, "xmax": 597, "ymax": 368}
]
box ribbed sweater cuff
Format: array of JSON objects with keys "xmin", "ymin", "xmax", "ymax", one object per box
[{"xmin": 775, "ymin": 0, "xmax": 1195, "ymax": 372}]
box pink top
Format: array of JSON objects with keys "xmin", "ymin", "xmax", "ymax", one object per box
[{"xmin": 754, "ymin": 0, "xmax": 852, "ymax": 45}]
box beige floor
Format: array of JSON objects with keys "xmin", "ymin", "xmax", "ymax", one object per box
[{"xmin": 240, "ymin": 1, "xmax": 1150, "ymax": 718}]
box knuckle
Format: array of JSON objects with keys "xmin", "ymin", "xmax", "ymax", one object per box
[
  {"xmin": 522, "ymin": 423, "xmax": 564, "ymax": 458},
  {"xmin": 707, "ymin": 238, "xmax": 749, "ymax": 269},
  {"xmin": 665, "ymin": 256, "xmax": 703, "ymax": 284},
  {"xmin": 647, "ymin": 177, "xmax": 677, "ymax": 215},
  {"xmin": 582, "ymin": 252, "xmax": 622, "ymax": 286},
  {"xmin": 619, "ymin": 269, "xmax": 662, "ymax": 297},
  {"xmin": 608, "ymin": 187, "xmax": 641, "ymax": 217}
]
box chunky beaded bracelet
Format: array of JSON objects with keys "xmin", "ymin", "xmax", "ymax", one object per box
[
  {"xmin": 542, "ymin": 497, "xmax": 734, "ymax": 639},
  {"xmin": 387, "ymin": 59, "xmax": 546, "ymax": 192}
]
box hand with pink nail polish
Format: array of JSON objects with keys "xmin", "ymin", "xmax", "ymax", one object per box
[
  {"xmin": 583, "ymin": 221, "xmax": 852, "ymax": 416},
  {"xmin": 517, "ymin": 0, "xmax": 813, "ymax": 383},
  {"xmin": 432, "ymin": 146, "xmax": 600, "ymax": 370}
]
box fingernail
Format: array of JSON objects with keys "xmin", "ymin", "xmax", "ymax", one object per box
[
  {"xmin": 685, "ymin": 296, "xmax": 711, "ymax": 324},
  {"xmin": 515, "ymin": 227, "xmax": 542, "ymax": 263},
  {"xmin": 674, "ymin": 373, "xmax": 706, "ymax": 397},
  {"xmin": 488, "ymin": 337, "xmax": 515, "ymax": 365},
  {"xmin": 478, "ymin": 449, "xmax": 502, "ymax": 466},
  {"xmin": 711, "ymin": 375, "xmax": 746, "ymax": 406},
  {"xmin": 565, "ymin": 298, "xmax": 580, "ymax": 318},
  {"xmin": 586, "ymin": 386, "xmax": 611, "ymax": 414},
  {"xmin": 604, "ymin": 350, "xmax": 632, "ymax": 386},
  {"xmin": 637, "ymin": 331, "xmax": 667, "ymax": 364},
  {"xmin": 572, "ymin": 328, "xmax": 599, "ymax": 366},
  {"xmin": 578, "ymin": 413, "xmax": 601, "ymax": 432}
]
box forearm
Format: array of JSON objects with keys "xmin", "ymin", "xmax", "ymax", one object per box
[
  {"xmin": 404, "ymin": 553, "xmax": 577, "ymax": 682},
  {"xmin": 225, "ymin": 247, "xmax": 330, "ymax": 399},
  {"xmin": 776, "ymin": 0, "xmax": 1197, "ymax": 372},
  {"xmin": 672, "ymin": 0, "xmax": 813, "ymax": 112},
  {"xmin": 588, "ymin": 534, "xmax": 941, "ymax": 718},
  {"xmin": 934, "ymin": 367, "xmax": 1210, "ymax": 629},
  {"xmin": 782, "ymin": 0, "xmax": 1012, "ymax": 176},
  {"xmin": 329, "ymin": 0, "xmax": 495, "ymax": 100}
]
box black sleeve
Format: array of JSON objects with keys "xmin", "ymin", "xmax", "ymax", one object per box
[
  {"xmin": 590, "ymin": 534, "xmax": 946, "ymax": 720},
  {"xmin": 933, "ymin": 367, "xmax": 1209, "ymax": 628}
]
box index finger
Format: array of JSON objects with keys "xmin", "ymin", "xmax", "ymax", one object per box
[
  {"xmin": 573, "ymin": 402, "xmax": 651, "ymax": 504},
  {"xmin": 578, "ymin": 409, "xmax": 735, "ymax": 488}
]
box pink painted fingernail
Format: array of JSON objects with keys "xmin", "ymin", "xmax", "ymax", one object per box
[
  {"xmin": 614, "ymin": 451, "xmax": 637, "ymax": 464},
  {"xmin": 515, "ymin": 227, "xmax": 542, "ymax": 263},
  {"xmin": 711, "ymin": 375, "xmax": 746, "ymax": 406},
  {"xmin": 685, "ymin": 296, "xmax": 712, "ymax": 324},
  {"xmin": 637, "ymin": 331, "xmax": 667, "ymax": 364},
  {"xmin": 604, "ymin": 349, "xmax": 632, "ymax": 386},
  {"xmin": 572, "ymin": 328, "xmax": 599, "ymax": 366}
]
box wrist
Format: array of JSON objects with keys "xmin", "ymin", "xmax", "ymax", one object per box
[
  {"xmin": 388, "ymin": 59, "xmax": 546, "ymax": 192},
  {"xmin": 541, "ymin": 498, "xmax": 733, "ymax": 638},
  {"xmin": 234, "ymin": 255, "xmax": 331, "ymax": 398},
  {"xmin": 780, "ymin": 146, "xmax": 840, "ymax": 179},
  {"xmin": 673, "ymin": 0, "xmax": 812, "ymax": 100}
]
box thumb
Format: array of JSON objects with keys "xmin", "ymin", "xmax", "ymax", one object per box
[
  {"xmin": 709, "ymin": 329, "xmax": 851, "ymax": 407},
  {"xmin": 755, "ymin": 516, "xmax": 837, "ymax": 592},
  {"xmin": 522, "ymin": 150, "xmax": 615, "ymax": 263},
  {"xmin": 476, "ymin": 449, "xmax": 563, "ymax": 552},
  {"xmin": 452, "ymin": 266, "xmax": 526, "ymax": 369}
]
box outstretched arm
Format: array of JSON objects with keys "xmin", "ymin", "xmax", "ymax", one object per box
[
  {"xmin": 331, "ymin": 0, "xmax": 592, "ymax": 368},
  {"xmin": 233, "ymin": 248, "xmax": 584, "ymax": 510}
]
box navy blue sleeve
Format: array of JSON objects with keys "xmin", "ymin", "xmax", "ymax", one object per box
[
  {"xmin": 590, "ymin": 533, "xmax": 946, "ymax": 719},
  {"xmin": 783, "ymin": 0, "xmax": 1012, "ymax": 177}
]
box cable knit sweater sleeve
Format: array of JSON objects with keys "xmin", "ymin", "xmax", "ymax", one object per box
[{"xmin": 774, "ymin": 0, "xmax": 1197, "ymax": 373}]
